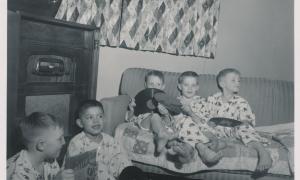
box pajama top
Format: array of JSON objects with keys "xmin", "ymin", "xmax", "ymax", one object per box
[
  {"xmin": 7, "ymin": 150, "xmax": 60, "ymax": 180},
  {"xmin": 66, "ymin": 132, "xmax": 132, "ymax": 180},
  {"xmin": 206, "ymin": 92, "xmax": 269, "ymax": 145}
]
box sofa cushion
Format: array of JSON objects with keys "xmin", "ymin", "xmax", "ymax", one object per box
[{"xmin": 101, "ymin": 95, "xmax": 131, "ymax": 136}]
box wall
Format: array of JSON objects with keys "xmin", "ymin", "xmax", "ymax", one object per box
[{"xmin": 96, "ymin": 0, "xmax": 294, "ymax": 100}]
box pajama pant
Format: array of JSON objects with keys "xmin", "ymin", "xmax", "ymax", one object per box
[
  {"xmin": 174, "ymin": 114, "xmax": 211, "ymax": 147},
  {"xmin": 175, "ymin": 114, "xmax": 269, "ymax": 147},
  {"xmin": 214, "ymin": 123, "xmax": 269, "ymax": 145}
]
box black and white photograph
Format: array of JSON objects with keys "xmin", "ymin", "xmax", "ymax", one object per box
[{"xmin": 4, "ymin": 0, "xmax": 296, "ymax": 179}]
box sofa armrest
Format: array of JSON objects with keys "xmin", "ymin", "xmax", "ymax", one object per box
[{"xmin": 100, "ymin": 95, "xmax": 131, "ymax": 136}]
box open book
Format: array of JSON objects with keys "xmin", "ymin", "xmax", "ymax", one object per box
[
  {"xmin": 64, "ymin": 149, "xmax": 97, "ymax": 180},
  {"xmin": 209, "ymin": 117, "xmax": 242, "ymax": 127}
]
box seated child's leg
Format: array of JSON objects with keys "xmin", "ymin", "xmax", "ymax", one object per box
[
  {"xmin": 195, "ymin": 142, "xmax": 223, "ymax": 166},
  {"xmin": 248, "ymin": 141, "xmax": 272, "ymax": 172},
  {"xmin": 166, "ymin": 140, "xmax": 195, "ymax": 164},
  {"xmin": 202, "ymin": 130, "xmax": 228, "ymax": 152},
  {"xmin": 206, "ymin": 138, "xmax": 228, "ymax": 152},
  {"xmin": 150, "ymin": 113, "xmax": 175, "ymax": 154},
  {"xmin": 176, "ymin": 116, "xmax": 210, "ymax": 145},
  {"xmin": 174, "ymin": 116, "xmax": 223, "ymax": 165},
  {"xmin": 236, "ymin": 125, "xmax": 272, "ymax": 171}
]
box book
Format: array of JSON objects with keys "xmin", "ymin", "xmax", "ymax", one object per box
[
  {"xmin": 64, "ymin": 149, "xmax": 97, "ymax": 180},
  {"xmin": 209, "ymin": 117, "xmax": 242, "ymax": 127}
]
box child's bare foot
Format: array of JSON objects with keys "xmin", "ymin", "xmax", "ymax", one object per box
[
  {"xmin": 207, "ymin": 139, "xmax": 227, "ymax": 152},
  {"xmin": 155, "ymin": 135, "xmax": 169, "ymax": 155},
  {"xmin": 256, "ymin": 147, "xmax": 272, "ymax": 172},
  {"xmin": 172, "ymin": 142, "xmax": 195, "ymax": 164},
  {"xmin": 248, "ymin": 141, "xmax": 272, "ymax": 172},
  {"xmin": 166, "ymin": 139, "xmax": 181, "ymax": 155},
  {"xmin": 196, "ymin": 143, "xmax": 223, "ymax": 166},
  {"xmin": 155, "ymin": 131, "xmax": 177, "ymax": 155}
]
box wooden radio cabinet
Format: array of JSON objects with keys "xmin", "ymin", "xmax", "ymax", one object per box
[{"xmin": 7, "ymin": 11, "xmax": 100, "ymax": 157}]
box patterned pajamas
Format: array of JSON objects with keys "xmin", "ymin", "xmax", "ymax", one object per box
[
  {"xmin": 66, "ymin": 132, "xmax": 132, "ymax": 180},
  {"xmin": 206, "ymin": 92, "xmax": 269, "ymax": 145},
  {"xmin": 175, "ymin": 114, "xmax": 210, "ymax": 146},
  {"xmin": 174, "ymin": 96, "xmax": 213, "ymax": 147},
  {"xmin": 7, "ymin": 150, "xmax": 60, "ymax": 180}
]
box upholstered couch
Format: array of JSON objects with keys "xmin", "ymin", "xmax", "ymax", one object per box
[{"xmin": 100, "ymin": 68, "xmax": 294, "ymax": 180}]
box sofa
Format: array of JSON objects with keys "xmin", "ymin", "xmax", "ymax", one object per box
[{"xmin": 100, "ymin": 67, "xmax": 294, "ymax": 180}]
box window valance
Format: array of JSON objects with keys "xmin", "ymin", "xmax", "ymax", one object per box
[{"xmin": 55, "ymin": 0, "xmax": 220, "ymax": 58}]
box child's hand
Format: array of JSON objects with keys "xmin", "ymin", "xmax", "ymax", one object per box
[
  {"xmin": 207, "ymin": 121, "xmax": 217, "ymax": 127},
  {"xmin": 157, "ymin": 103, "xmax": 169, "ymax": 116},
  {"xmin": 55, "ymin": 169, "xmax": 74, "ymax": 180},
  {"xmin": 239, "ymin": 121, "xmax": 252, "ymax": 128},
  {"xmin": 128, "ymin": 97, "xmax": 136, "ymax": 111},
  {"xmin": 181, "ymin": 104, "xmax": 193, "ymax": 116}
]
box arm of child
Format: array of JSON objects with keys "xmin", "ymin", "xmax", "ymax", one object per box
[
  {"xmin": 190, "ymin": 112, "xmax": 207, "ymax": 125},
  {"xmin": 181, "ymin": 103, "xmax": 206, "ymax": 125},
  {"xmin": 238, "ymin": 101, "xmax": 256, "ymax": 126},
  {"xmin": 157, "ymin": 103, "xmax": 169, "ymax": 116}
]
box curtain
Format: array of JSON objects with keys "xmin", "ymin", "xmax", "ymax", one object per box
[{"xmin": 55, "ymin": 0, "xmax": 220, "ymax": 58}]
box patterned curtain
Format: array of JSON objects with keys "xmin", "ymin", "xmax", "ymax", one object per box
[
  {"xmin": 55, "ymin": 0, "xmax": 220, "ymax": 58},
  {"xmin": 55, "ymin": 0, "xmax": 122, "ymax": 46}
]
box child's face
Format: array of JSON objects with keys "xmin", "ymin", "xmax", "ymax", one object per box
[
  {"xmin": 42, "ymin": 126, "xmax": 65, "ymax": 159},
  {"xmin": 178, "ymin": 76, "xmax": 199, "ymax": 99},
  {"xmin": 145, "ymin": 75, "xmax": 165, "ymax": 90},
  {"xmin": 77, "ymin": 106, "xmax": 104, "ymax": 137},
  {"xmin": 220, "ymin": 72, "xmax": 241, "ymax": 93}
]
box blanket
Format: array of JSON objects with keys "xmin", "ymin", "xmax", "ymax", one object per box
[{"xmin": 115, "ymin": 122, "xmax": 294, "ymax": 175}]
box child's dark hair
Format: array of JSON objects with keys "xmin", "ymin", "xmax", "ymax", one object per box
[
  {"xmin": 145, "ymin": 70, "xmax": 165, "ymax": 84},
  {"xmin": 77, "ymin": 99, "xmax": 104, "ymax": 118},
  {"xmin": 178, "ymin": 71, "xmax": 199, "ymax": 84},
  {"xmin": 19, "ymin": 112, "xmax": 61, "ymax": 145},
  {"xmin": 216, "ymin": 68, "xmax": 241, "ymax": 90}
]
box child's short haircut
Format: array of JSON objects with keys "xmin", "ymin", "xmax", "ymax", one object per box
[
  {"xmin": 178, "ymin": 71, "xmax": 199, "ymax": 84},
  {"xmin": 216, "ymin": 68, "xmax": 241, "ymax": 90},
  {"xmin": 145, "ymin": 70, "xmax": 165, "ymax": 84},
  {"xmin": 77, "ymin": 99, "xmax": 104, "ymax": 118},
  {"xmin": 19, "ymin": 112, "xmax": 61, "ymax": 146}
]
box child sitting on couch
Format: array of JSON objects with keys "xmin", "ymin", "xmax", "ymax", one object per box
[
  {"xmin": 206, "ymin": 68, "xmax": 272, "ymax": 172},
  {"xmin": 126, "ymin": 70, "xmax": 178, "ymax": 155},
  {"xmin": 7, "ymin": 112, "xmax": 74, "ymax": 180},
  {"xmin": 66, "ymin": 100, "xmax": 146, "ymax": 180},
  {"xmin": 172, "ymin": 71, "xmax": 224, "ymax": 165}
]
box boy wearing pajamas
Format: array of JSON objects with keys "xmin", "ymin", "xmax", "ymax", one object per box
[
  {"xmin": 65, "ymin": 100, "xmax": 146, "ymax": 180},
  {"xmin": 173, "ymin": 71, "xmax": 224, "ymax": 165},
  {"xmin": 206, "ymin": 68, "xmax": 272, "ymax": 172}
]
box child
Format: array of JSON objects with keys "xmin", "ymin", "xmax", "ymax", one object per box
[
  {"xmin": 7, "ymin": 112, "xmax": 74, "ymax": 180},
  {"xmin": 206, "ymin": 68, "xmax": 272, "ymax": 172},
  {"xmin": 66, "ymin": 100, "xmax": 146, "ymax": 180},
  {"xmin": 126, "ymin": 70, "xmax": 177, "ymax": 154},
  {"xmin": 173, "ymin": 71, "xmax": 224, "ymax": 165}
]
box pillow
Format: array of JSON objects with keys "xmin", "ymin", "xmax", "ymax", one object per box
[{"xmin": 101, "ymin": 95, "xmax": 131, "ymax": 136}]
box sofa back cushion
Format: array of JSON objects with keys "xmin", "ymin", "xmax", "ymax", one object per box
[{"xmin": 119, "ymin": 68, "xmax": 294, "ymax": 126}]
